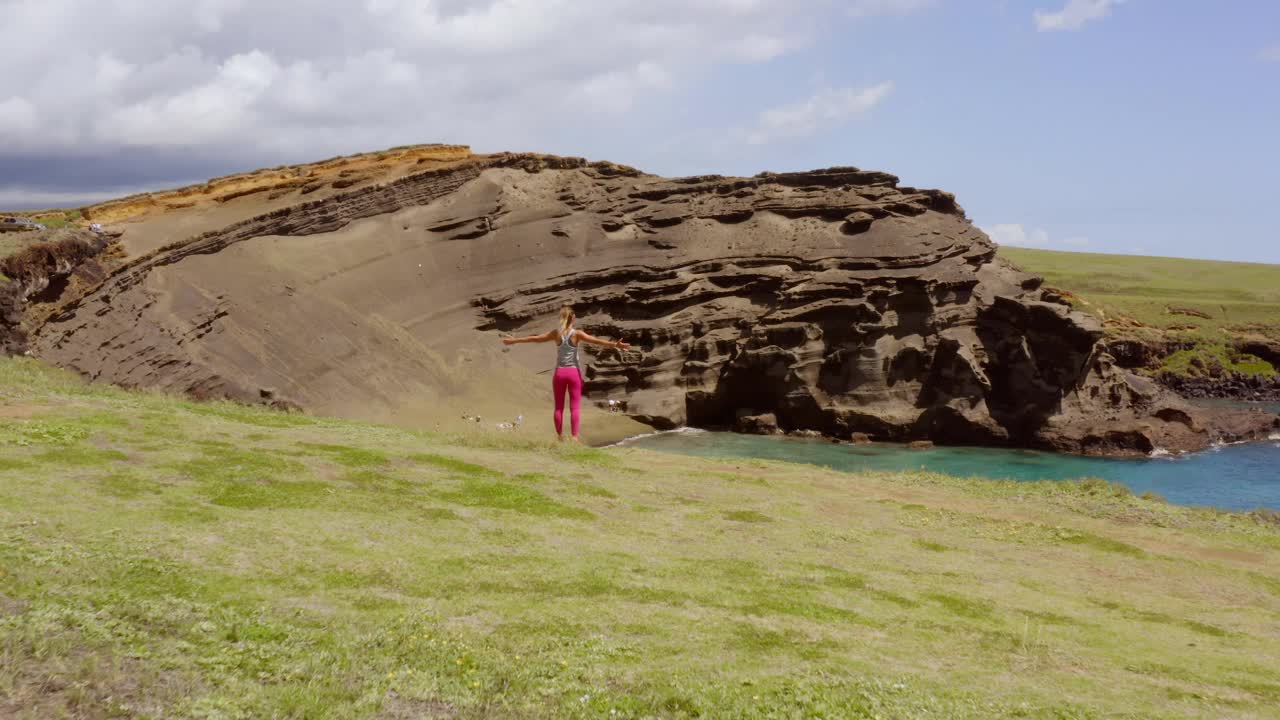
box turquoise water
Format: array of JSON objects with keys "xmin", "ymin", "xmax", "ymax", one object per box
[{"xmin": 620, "ymin": 423, "xmax": 1280, "ymax": 512}]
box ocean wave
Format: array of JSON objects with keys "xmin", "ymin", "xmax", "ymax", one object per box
[
  {"xmin": 1270, "ymin": 432, "xmax": 1280, "ymax": 441},
  {"xmin": 607, "ymin": 426, "xmax": 707, "ymax": 447},
  {"xmin": 1210, "ymin": 438, "xmax": 1250, "ymax": 452},
  {"xmin": 1148, "ymin": 448, "xmax": 1172, "ymax": 458}
]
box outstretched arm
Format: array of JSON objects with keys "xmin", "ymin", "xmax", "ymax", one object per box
[
  {"xmin": 575, "ymin": 330, "xmax": 631, "ymax": 350},
  {"xmin": 502, "ymin": 330, "xmax": 558, "ymax": 345}
]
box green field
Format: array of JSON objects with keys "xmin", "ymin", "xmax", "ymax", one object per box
[
  {"xmin": 1001, "ymin": 247, "xmax": 1280, "ymax": 376},
  {"xmin": 2, "ymin": 357, "xmax": 1279, "ymax": 718},
  {"xmin": 0, "ymin": 209, "xmax": 82, "ymax": 231},
  {"xmin": 0, "ymin": 209, "xmax": 84, "ymax": 269}
]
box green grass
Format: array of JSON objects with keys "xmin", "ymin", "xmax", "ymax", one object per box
[
  {"xmin": 1159, "ymin": 343, "xmax": 1275, "ymax": 377},
  {"xmin": 723, "ymin": 509, "xmax": 773, "ymax": 523},
  {"xmin": 409, "ymin": 452, "xmax": 501, "ymax": 477},
  {"xmin": 299, "ymin": 441, "xmax": 390, "ymax": 467},
  {"xmin": 28, "ymin": 209, "xmax": 83, "ymax": 230},
  {"xmin": 1001, "ymin": 247, "xmax": 1280, "ymax": 376},
  {"xmin": 1056, "ymin": 529, "xmax": 1147, "ymax": 557},
  {"xmin": 0, "ymin": 209, "xmax": 85, "ymax": 263},
  {"xmin": 438, "ymin": 478, "xmax": 594, "ymax": 519},
  {"xmin": 1, "ymin": 355, "xmax": 1279, "ymax": 718}
]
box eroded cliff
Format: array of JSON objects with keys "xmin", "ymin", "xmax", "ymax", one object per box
[{"xmin": 26, "ymin": 152, "xmax": 1278, "ymax": 453}]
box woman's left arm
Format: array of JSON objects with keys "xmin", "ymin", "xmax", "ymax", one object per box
[{"xmin": 576, "ymin": 331, "xmax": 630, "ymax": 350}]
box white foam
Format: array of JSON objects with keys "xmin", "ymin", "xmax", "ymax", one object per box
[
  {"xmin": 1148, "ymin": 448, "xmax": 1172, "ymax": 458},
  {"xmin": 1269, "ymin": 432, "xmax": 1280, "ymax": 441},
  {"xmin": 1209, "ymin": 438, "xmax": 1247, "ymax": 451},
  {"xmin": 607, "ymin": 426, "xmax": 707, "ymax": 448}
]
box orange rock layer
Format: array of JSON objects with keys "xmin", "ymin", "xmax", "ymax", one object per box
[{"xmin": 82, "ymin": 144, "xmax": 473, "ymax": 224}]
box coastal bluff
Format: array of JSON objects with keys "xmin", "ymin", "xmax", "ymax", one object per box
[{"xmin": 21, "ymin": 148, "xmax": 1278, "ymax": 455}]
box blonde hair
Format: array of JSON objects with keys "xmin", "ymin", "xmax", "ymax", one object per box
[{"xmin": 558, "ymin": 305, "xmax": 575, "ymax": 340}]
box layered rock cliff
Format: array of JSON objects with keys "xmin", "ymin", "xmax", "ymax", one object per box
[{"xmin": 25, "ymin": 151, "xmax": 1278, "ymax": 454}]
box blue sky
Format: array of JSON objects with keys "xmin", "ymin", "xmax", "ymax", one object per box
[{"xmin": 2, "ymin": 0, "xmax": 1277, "ymax": 262}]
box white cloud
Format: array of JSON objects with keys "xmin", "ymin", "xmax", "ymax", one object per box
[
  {"xmin": 743, "ymin": 82, "xmax": 894, "ymax": 145},
  {"xmin": 568, "ymin": 62, "xmax": 673, "ymax": 114},
  {"xmin": 983, "ymin": 223, "xmax": 1090, "ymax": 248},
  {"xmin": 1259, "ymin": 45, "xmax": 1280, "ymax": 62},
  {"xmin": 0, "ymin": 97, "xmax": 40, "ymax": 136},
  {"xmin": 0, "ymin": 0, "xmax": 843, "ymax": 162},
  {"xmin": 985, "ymin": 224, "xmax": 1051, "ymax": 247},
  {"xmin": 1033, "ymin": 0, "xmax": 1121, "ymax": 32}
]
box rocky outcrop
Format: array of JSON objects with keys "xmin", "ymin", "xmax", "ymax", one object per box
[
  {"xmin": 1102, "ymin": 333, "xmax": 1280, "ymax": 401},
  {"xmin": 1237, "ymin": 339, "xmax": 1280, "ymax": 371},
  {"xmin": 0, "ymin": 283, "xmax": 23, "ymax": 356},
  {"xmin": 467, "ymin": 167, "xmax": 1276, "ymax": 455},
  {"xmin": 1, "ymin": 229, "xmax": 118, "ymax": 355},
  {"xmin": 1158, "ymin": 371, "xmax": 1280, "ymax": 403},
  {"xmin": 26, "ymin": 151, "xmax": 1279, "ymax": 454}
]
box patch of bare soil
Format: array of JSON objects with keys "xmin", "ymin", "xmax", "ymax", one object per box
[
  {"xmin": 0, "ymin": 404, "xmax": 40, "ymax": 419},
  {"xmin": 0, "ymin": 593, "xmax": 29, "ymax": 617},
  {"xmin": 378, "ymin": 692, "xmax": 458, "ymax": 719},
  {"xmin": 0, "ymin": 649, "xmax": 196, "ymax": 720}
]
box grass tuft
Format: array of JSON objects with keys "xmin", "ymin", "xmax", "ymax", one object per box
[
  {"xmin": 1057, "ymin": 529, "xmax": 1146, "ymax": 557},
  {"xmin": 408, "ymin": 452, "xmax": 500, "ymax": 477},
  {"xmin": 723, "ymin": 509, "xmax": 773, "ymax": 523},
  {"xmin": 438, "ymin": 479, "xmax": 593, "ymax": 519},
  {"xmin": 299, "ymin": 442, "xmax": 389, "ymax": 467},
  {"xmin": 923, "ymin": 592, "xmax": 994, "ymax": 619}
]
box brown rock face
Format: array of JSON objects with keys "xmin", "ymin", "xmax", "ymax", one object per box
[
  {"xmin": 1, "ymin": 229, "xmax": 118, "ymax": 355},
  {"xmin": 26, "ymin": 152, "xmax": 1278, "ymax": 454}
]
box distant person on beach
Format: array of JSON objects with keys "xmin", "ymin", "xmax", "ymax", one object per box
[{"xmin": 501, "ymin": 305, "xmax": 629, "ymax": 442}]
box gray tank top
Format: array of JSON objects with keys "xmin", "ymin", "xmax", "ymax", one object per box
[{"xmin": 556, "ymin": 329, "xmax": 580, "ymax": 369}]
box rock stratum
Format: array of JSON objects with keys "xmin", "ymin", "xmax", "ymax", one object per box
[{"xmin": 22, "ymin": 147, "xmax": 1278, "ymax": 454}]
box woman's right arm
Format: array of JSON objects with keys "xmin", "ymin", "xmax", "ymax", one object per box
[{"xmin": 502, "ymin": 330, "xmax": 558, "ymax": 345}]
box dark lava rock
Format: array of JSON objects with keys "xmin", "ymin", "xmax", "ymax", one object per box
[{"xmin": 735, "ymin": 412, "xmax": 781, "ymax": 435}]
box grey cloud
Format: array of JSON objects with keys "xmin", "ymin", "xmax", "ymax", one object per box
[
  {"xmin": 1, "ymin": 0, "xmax": 920, "ymax": 202},
  {"xmin": 0, "ymin": 147, "xmax": 287, "ymax": 193}
]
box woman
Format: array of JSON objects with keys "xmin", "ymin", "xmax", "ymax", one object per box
[{"xmin": 502, "ymin": 305, "xmax": 630, "ymax": 442}]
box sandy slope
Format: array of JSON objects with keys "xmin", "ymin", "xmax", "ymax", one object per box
[{"xmin": 49, "ymin": 154, "xmax": 654, "ymax": 441}]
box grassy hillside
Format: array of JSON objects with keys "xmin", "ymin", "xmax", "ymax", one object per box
[
  {"xmin": 1001, "ymin": 247, "xmax": 1280, "ymax": 376},
  {"xmin": 0, "ymin": 210, "xmax": 85, "ymax": 274},
  {"xmin": 2, "ymin": 357, "xmax": 1279, "ymax": 718},
  {"xmin": 0, "ymin": 234, "xmax": 46, "ymax": 268}
]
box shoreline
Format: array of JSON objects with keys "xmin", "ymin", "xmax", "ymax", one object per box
[
  {"xmin": 614, "ymin": 427, "xmax": 1280, "ymax": 513},
  {"xmin": 611, "ymin": 425, "xmax": 1280, "ymax": 458},
  {"xmin": 603, "ymin": 401, "xmax": 1280, "ymax": 459}
]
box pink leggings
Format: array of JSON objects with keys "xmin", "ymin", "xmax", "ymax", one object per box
[{"xmin": 552, "ymin": 367, "xmax": 583, "ymax": 437}]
